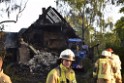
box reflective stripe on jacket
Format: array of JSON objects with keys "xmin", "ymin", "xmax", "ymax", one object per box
[{"xmin": 46, "ymin": 63, "xmax": 77, "ymax": 83}]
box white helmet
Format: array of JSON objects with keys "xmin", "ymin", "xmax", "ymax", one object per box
[
  {"xmin": 101, "ymin": 50, "xmax": 111, "ymax": 57},
  {"xmin": 59, "ymin": 49, "xmax": 75, "ymax": 61}
]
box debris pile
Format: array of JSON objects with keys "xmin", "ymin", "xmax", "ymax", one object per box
[{"xmin": 28, "ymin": 51, "xmax": 59, "ymax": 73}]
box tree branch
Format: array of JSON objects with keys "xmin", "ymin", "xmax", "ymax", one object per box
[
  {"xmin": 0, "ymin": 20, "xmax": 16, "ymax": 24},
  {"xmin": 0, "ymin": 0, "xmax": 29, "ymax": 25}
]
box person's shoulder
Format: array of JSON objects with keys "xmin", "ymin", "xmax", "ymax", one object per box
[
  {"xmin": 1, "ymin": 73, "xmax": 12, "ymax": 83},
  {"xmin": 112, "ymin": 53, "xmax": 118, "ymax": 56},
  {"xmin": 48, "ymin": 67, "xmax": 58, "ymax": 75},
  {"xmin": 96, "ymin": 58, "xmax": 102, "ymax": 62},
  {"xmin": 97, "ymin": 57, "xmax": 110, "ymax": 62},
  {"xmin": 111, "ymin": 54, "xmax": 119, "ymax": 58},
  {"xmin": 2, "ymin": 73, "xmax": 11, "ymax": 79},
  {"xmin": 68, "ymin": 68, "xmax": 75, "ymax": 73}
]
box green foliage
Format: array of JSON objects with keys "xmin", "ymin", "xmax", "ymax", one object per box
[
  {"xmin": 58, "ymin": 0, "xmax": 124, "ymax": 54},
  {"xmin": 115, "ymin": 17, "xmax": 124, "ymax": 40},
  {"xmin": 120, "ymin": 7, "xmax": 124, "ymax": 13},
  {"xmin": 57, "ymin": 0, "xmax": 113, "ymax": 43},
  {"xmin": 105, "ymin": 32, "xmax": 120, "ymax": 47},
  {"xmin": 59, "ymin": 0, "xmax": 85, "ymax": 10}
]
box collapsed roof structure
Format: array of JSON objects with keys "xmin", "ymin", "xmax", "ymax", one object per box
[{"xmin": 18, "ymin": 6, "xmax": 79, "ymax": 51}]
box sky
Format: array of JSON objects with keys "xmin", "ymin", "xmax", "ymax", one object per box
[
  {"xmin": 104, "ymin": 4, "xmax": 124, "ymax": 24},
  {"xmin": 2, "ymin": 0, "xmax": 124, "ymax": 32},
  {"xmin": 4, "ymin": 0, "xmax": 56, "ymax": 32}
]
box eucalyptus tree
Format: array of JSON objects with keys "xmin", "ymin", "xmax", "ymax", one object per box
[
  {"xmin": 56, "ymin": 0, "xmax": 110, "ymax": 46},
  {"xmin": 0, "ymin": 0, "xmax": 28, "ymax": 29},
  {"xmin": 115, "ymin": 17, "xmax": 124, "ymax": 46},
  {"xmin": 0, "ymin": 0, "xmax": 28, "ymax": 52},
  {"xmin": 114, "ymin": 0, "xmax": 124, "ymax": 46}
]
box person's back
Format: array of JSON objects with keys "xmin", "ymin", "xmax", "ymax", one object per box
[
  {"xmin": 96, "ymin": 58, "xmax": 114, "ymax": 80},
  {"xmin": 106, "ymin": 48, "xmax": 122, "ymax": 83},
  {"xmin": 111, "ymin": 54, "xmax": 121, "ymax": 70},
  {"xmin": 94, "ymin": 50, "xmax": 117, "ymax": 83},
  {"xmin": 111, "ymin": 54, "xmax": 122, "ymax": 83}
]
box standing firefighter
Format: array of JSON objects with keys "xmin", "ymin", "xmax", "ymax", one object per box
[
  {"xmin": 93, "ymin": 50, "xmax": 117, "ymax": 83},
  {"xmin": 106, "ymin": 48, "xmax": 122, "ymax": 83},
  {"xmin": 46, "ymin": 49, "xmax": 77, "ymax": 83}
]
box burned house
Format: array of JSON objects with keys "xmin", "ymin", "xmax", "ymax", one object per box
[
  {"xmin": 19, "ymin": 6, "xmax": 78, "ymax": 52},
  {"xmin": 13, "ymin": 6, "xmax": 80, "ymax": 65},
  {"xmin": 1, "ymin": 6, "xmax": 80, "ymax": 66}
]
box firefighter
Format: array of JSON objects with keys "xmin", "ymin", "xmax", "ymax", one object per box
[
  {"xmin": 93, "ymin": 50, "xmax": 117, "ymax": 83},
  {"xmin": 46, "ymin": 49, "xmax": 77, "ymax": 83},
  {"xmin": 0, "ymin": 55, "xmax": 12, "ymax": 83},
  {"xmin": 106, "ymin": 48, "xmax": 122, "ymax": 83}
]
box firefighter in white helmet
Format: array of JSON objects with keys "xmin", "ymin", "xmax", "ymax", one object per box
[
  {"xmin": 106, "ymin": 48, "xmax": 122, "ymax": 83},
  {"xmin": 93, "ymin": 50, "xmax": 117, "ymax": 83},
  {"xmin": 46, "ymin": 49, "xmax": 77, "ymax": 83}
]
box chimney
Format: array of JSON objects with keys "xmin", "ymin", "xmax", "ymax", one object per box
[{"xmin": 42, "ymin": 8, "xmax": 46, "ymax": 14}]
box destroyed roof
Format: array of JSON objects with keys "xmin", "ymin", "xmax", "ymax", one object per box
[
  {"xmin": 21, "ymin": 6, "xmax": 78, "ymax": 38},
  {"xmin": 18, "ymin": 28, "xmax": 27, "ymax": 38},
  {"xmin": 37, "ymin": 6, "xmax": 67, "ymax": 24}
]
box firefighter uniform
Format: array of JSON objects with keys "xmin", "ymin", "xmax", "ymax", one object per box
[
  {"xmin": 0, "ymin": 53, "xmax": 12, "ymax": 83},
  {"xmin": 106, "ymin": 48, "xmax": 122, "ymax": 83},
  {"xmin": 0, "ymin": 70, "xmax": 12, "ymax": 83},
  {"xmin": 111, "ymin": 54, "xmax": 122, "ymax": 83},
  {"xmin": 93, "ymin": 50, "xmax": 117, "ymax": 83},
  {"xmin": 46, "ymin": 64, "xmax": 77, "ymax": 83},
  {"xmin": 46, "ymin": 49, "xmax": 77, "ymax": 83}
]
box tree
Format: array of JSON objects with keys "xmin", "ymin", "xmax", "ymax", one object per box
[
  {"xmin": 0, "ymin": 0, "xmax": 28, "ymax": 55},
  {"xmin": 105, "ymin": 32, "xmax": 120, "ymax": 47},
  {"xmin": 56, "ymin": 0, "xmax": 115, "ymax": 45},
  {"xmin": 114, "ymin": 0, "xmax": 124, "ymax": 46},
  {"xmin": 0, "ymin": 0, "xmax": 28, "ymax": 26},
  {"xmin": 115, "ymin": 17, "xmax": 124, "ymax": 46}
]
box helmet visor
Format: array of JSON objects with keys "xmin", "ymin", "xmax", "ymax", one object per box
[{"xmin": 62, "ymin": 55, "xmax": 75, "ymax": 61}]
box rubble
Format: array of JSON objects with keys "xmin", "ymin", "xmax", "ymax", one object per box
[{"xmin": 28, "ymin": 51, "xmax": 59, "ymax": 73}]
